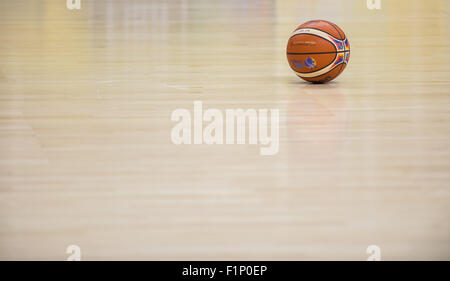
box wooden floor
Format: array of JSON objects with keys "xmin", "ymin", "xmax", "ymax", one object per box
[{"xmin": 0, "ymin": 0, "xmax": 449, "ymax": 260}]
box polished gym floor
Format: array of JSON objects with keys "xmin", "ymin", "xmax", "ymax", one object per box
[{"xmin": 0, "ymin": 0, "xmax": 449, "ymax": 260}]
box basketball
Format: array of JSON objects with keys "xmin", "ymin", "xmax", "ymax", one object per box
[{"xmin": 286, "ymin": 20, "xmax": 350, "ymax": 83}]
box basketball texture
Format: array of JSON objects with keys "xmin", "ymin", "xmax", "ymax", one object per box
[{"xmin": 287, "ymin": 20, "xmax": 350, "ymax": 83}]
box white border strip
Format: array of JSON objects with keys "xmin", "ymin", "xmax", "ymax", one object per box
[
  {"xmin": 290, "ymin": 28, "xmax": 340, "ymax": 45},
  {"xmin": 294, "ymin": 63, "xmax": 337, "ymax": 78}
]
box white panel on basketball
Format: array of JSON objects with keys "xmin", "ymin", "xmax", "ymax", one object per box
[
  {"xmin": 290, "ymin": 28, "xmax": 339, "ymax": 48},
  {"xmin": 294, "ymin": 62, "xmax": 338, "ymax": 78}
]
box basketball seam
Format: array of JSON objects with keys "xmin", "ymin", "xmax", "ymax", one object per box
[
  {"xmin": 337, "ymin": 64, "xmax": 345, "ymax": 76},
  {"xmin": 289, "ymin": 33, "xmax": 337, "ymax": 53},
  {"xmin": 293, "ymin": 51, "xmax": 349, "ymax": 77},
  {"xmin": 323, "ymin": 20, "xmax": 344, "ymax": 40},
  {"xmin": 292, "ymin": 51, "xmax": 337, "ymax": 75},
  {"xmin": 290, "ymin": 27, "xmax": 342, "ymax": 42},
  {"xmin": 287, "ymin": 50, "xmax": 350, "ymax": 55},
  {"xmin": 299, "ymin": 64, "xmax": 342, "ymax": 81}
]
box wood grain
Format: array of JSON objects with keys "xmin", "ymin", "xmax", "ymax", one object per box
[{"xmin": 0, "ymin": 0, "xmax": 449, "ymax": 260}]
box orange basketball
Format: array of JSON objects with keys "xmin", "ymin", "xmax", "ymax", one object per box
[{"xmin": 286, "ymin": 20, "xmax": 350, "ymax": 83}]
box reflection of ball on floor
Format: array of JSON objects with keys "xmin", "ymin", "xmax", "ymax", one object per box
[
  {"xmin": 286, "ymin": 85, "xmax": 347, "ymax": 161},
  {"xmin": 286, "ymin": 20, "xmax": 350, "ymax": 83}
]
